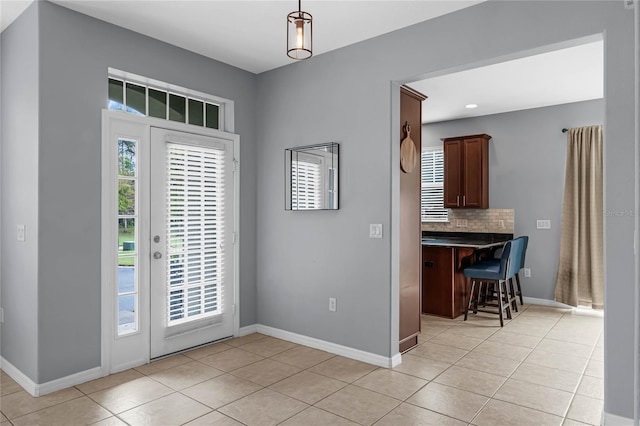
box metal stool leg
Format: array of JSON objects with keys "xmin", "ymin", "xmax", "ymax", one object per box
[{"xmin": 515, "ymin": 272, "xmax": 524, "ymax": 305}]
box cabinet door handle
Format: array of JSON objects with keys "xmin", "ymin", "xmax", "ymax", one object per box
[
  {"xmin": 456, "ymin": 195, "xmax": 460, "ymax": 206},
  {"xmin": 463, "ymin": 195, "xmax": 466, "ymax": 206},
  {"xmin": 424, "ymin": 261, "xmax": 434, "ymax": 267}
]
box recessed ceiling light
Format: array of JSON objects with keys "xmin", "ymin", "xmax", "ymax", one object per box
[{"xmin": 465, "ymin": 104, "xmax": 478, "ymax": 109}]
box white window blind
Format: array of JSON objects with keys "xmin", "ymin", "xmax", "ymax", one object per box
[
  {"xmin": 165, "ymin": 143, "xmax": 226, "ymax": 326},
  {"xmin": 421, "ymin": 148, "xmax": 449, "ymax": 222},
  {"xmin": 291, "ymin": 159, "xmax": 322, "ymax": 210}
]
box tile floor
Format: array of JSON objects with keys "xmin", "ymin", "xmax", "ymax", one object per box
[{"xmin": 0, "ymin": 304, "xmax": 604, "ymax": 425}]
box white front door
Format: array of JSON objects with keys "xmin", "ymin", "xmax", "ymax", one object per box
[
  {"xmin": 102, "ymin": 112, "xmax": 239, "ymax": 373},
  {"xmin": 149, "ymin": 127, "xmax": 235, "ymax": 358}
]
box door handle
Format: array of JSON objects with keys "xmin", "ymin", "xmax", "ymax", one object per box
[{"xmin": 153, "ymin": 251, "xmax": 163, "ymax": 260}]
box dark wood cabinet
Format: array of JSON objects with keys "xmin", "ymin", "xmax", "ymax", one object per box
[
  {"xmin": 399, "ymin": 86, "xmax": 426, "ymax": 353},
  {"xmin": 443, "ymin": 134, "xmax": 491, "ymax": 208},
  {"xmin": 422, "ymin": 246, "xmax": 474, "ymax": 319}
]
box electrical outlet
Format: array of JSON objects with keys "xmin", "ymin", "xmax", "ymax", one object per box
[
  {"xmin": 369, "ymin": 224, "xmax": 383, "ymax": 239},
  {"xmin": 498, "ymin": 220, "xmax": 505, "ymax": 229},
  {"xmin": 17, "ymin": 224, "xmax": 25, "ymax": 241},
  {"xmin": 524, "ymin": 268, "xmax": 531, "ymax": 278},
  {"xmin": 0, "ymin": 307, "xmax": 4, "ymax": 323},
  {"xmin": 456, "ymin": 219, "xmax": 468, "ymax": 228},
  {"xmin": 329, "ymin": 297, "xmax": 337, "ymax": 312}
]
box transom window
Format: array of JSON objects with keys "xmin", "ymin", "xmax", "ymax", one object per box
[
  {"xmin": 421, "ymin": 148, "xmax": 449, "ymax": 222},
  {"xmin": 107, "ymin": 70, "xmax": 224, "ymax": 130}
]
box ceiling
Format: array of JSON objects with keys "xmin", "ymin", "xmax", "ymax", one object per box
[
  {"xmin": 408, "ymin": 40, "xmax": 604, "ymax": 124},
  {"xmin": 1, "ymin": 1, "xmax": 603, "ymax": 123}
]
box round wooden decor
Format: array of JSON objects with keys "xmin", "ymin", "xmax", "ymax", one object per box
[{"xmin": 400, "ymin": 127, "xmax": 417, "ymax": 174}]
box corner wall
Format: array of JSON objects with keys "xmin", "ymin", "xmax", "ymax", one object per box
[{"xmin": 0, "ymin": 2, "xmax": 40, "ymax": 382}]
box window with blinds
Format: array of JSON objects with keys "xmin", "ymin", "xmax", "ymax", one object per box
[
  {"xmin": 291, "ymin": 159, "xmax": 323, "ymax": 210},
  {"xmin": 165, "ymin": 143, "xmax": 226, "ymax": 326},
  {"xmin": 421, "ymin": 148, "xmax": 449, "ymax": 222}
]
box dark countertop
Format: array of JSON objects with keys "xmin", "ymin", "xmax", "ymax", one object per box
[{"xmin": 421, "ymin": 231, "xmax": 512, "ymax": 249}]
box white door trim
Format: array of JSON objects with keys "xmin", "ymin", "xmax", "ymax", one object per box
[{"xmin": 101, "ymin": 110, "xmax": 240, "ymax": 375}]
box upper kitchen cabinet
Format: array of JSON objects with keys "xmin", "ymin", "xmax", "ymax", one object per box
[{"xmin": 443, "ymin": 134, "xmax": 491, "ymax": 208}]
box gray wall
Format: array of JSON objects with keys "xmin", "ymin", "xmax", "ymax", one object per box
[
  {"xmin": 0, "ymin": 3, "xmax": 40, "ymax": 382},
  {"xmin": 423, "ymin": 99, "xmax": 604, "ymax": 301},
  {"xmin": 0, "ymin": 1, "xmax": 258, "ymax": 383},
  {"xmin": 256, "ymin": 1, "xmax": 634, "ymax": 419}
]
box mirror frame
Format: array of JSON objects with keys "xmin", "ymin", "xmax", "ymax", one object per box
[{"xmin": 285, "ymin": 142, "xmax": 339, "ymax": 211}]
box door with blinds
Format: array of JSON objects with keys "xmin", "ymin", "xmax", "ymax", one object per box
[{"xmin": 150, "ymin": 127, "xmax": 235, "ymax": 358}]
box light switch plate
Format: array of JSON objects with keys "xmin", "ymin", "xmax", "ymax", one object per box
[
  {"xmin": 524, "ymin": 268, "xmax": 531, "ymax": 278},
  {"xmin": 370, "ymin": 224, "xmax": 383, "ymax": 239},
  {"xmin": 536, "ymin": 220, "xmax": 551, "ymax": 229}
]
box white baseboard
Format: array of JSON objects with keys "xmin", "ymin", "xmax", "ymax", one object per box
[
  {"xmin": 238, "ymin": 324, "xmax": 258, "ymax": 336},
  {"xmin": 602, "ymin": 411, "xmax": 634, "ymax": 425},
  {"xmin": 1, "ymin": 356, "xmax": 102, "ymax": 397},
  {"xmin": 523, "ymin": 297, "xmax": 604, "ymax": 317},
  {"xmin": 255, "ymin": 324, "xmax": 398, "ymax": 368}
]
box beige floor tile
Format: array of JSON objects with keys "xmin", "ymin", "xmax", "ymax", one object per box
[
  {"xmin": 566, "ymin": 394, "xmax": 604, "ymax": 425},
  {"xmin": 315, "ymin": 384, "xmax": 400, "ymax": 426},
  {"xmin": 524, "ymin": 350, "xmax": 589, "ymax": 374},
  {"xmin": 420, "ymin": 323, "xmax": 456, "ymax": 336},
  {"xmin": 184, "ymin": 342, "xmax": 234, "ymax": 360},
  {"xmin": 392, "ymin": 354, "xmax": 451, "ymax": 380},
  {"xmin": 76, "ymin": 369, "xmax": 144, "ymax": 395},
  {"xmin": 219, "ymin": 388, "xmax": 308, "ymax": 426},
  {"xmin": 434, "ymin": 365, "xmax": 506, "ymax": 397},
  {"xmin": 596, "ymin": 333, "xmax": 604, "ymax": 348},
  {"xmin": 545, "ymin": 329, "xmax": 599, "ymax": 346},
  {"xmin": 231, "ymin": 359, "xmax": 301, "ymax": 387},
  {"xmin": 519, "ymin": 306, "xmax": 569, "ymax": 319},
  {"xmin": 0, "ymin": 387, "xmax": 83, "ymax": 419},
  {"xmin": 584, "ymin": 358, "xmax": 604, "ymax": 379},
  {"xmin": 353, "ymin": 369, "xmax": 427, "ymax": 400},
  {"xmin": 134, "ymin": 354, "xmax": 192, "ymax": 375},
  {"xmin": 88, "ymin": 376, "xmax": 173, "ymax": 414},
  {"xmin": 270, "ymin": 346, "xmax": 334, "ymax": 369},
  {"xmin": 409, "ymin": 342, "xmax": 469, "ymax": 364},
  {"xmin": 149, "ymin": 360, "xmax": 224, "ymax": 390},
  {"xmin": 119, "ymin": 392, "xmax": 211, "ymax": 426},
  {"xmin": 511, "ymin": 363, "xmax": 582, "ymax": 392},
  {"xmin": 590, "ymin": 345, "xmax": 604, "ymax": 361},
  {"xmin": 472, "ymin": 340, "xmax": 532, "ymax": 362},
  {"xmin": 562, "ymin": 419, "xmax": 591, "ymax": 426},
  {"xmin": 455, "ymin": 351, "xmax": 521, "ymax": 377},
  {"xmin": 225, "ymin": 333, "xmax": 269, "ymax": 347},
  {"xmin": 535, "ymin": 338, "xmax": 593, "ymax": 359},
  {"xmin": 90, "ymin": 417, "xmax": 129, "ymax": 426},
  {"xmin": 237, "ymin": 337, "xmax": 298, "ymax": 357},
  {"xmin": 576, "ymin": 375, "xmax": 604, "ymax": 400},
  {"xmin": 428, "ymin": 331, "xmax": 486, "ymax": 351},
  {"xmin": 508, "ymin": 315, "xmax": 559, "ymax": 328},
  {"xmin": 198, "ymin": 348, "xmax": 264, "ymax": 372},
  {"xmin": 279, "ymin": 407, "xmax": 359, "ymax": 426},
  {"xmin": 11, "ymin": 396, "xmax": 111, "ymax": 426},
  {"xmin": 493, "ymin": 378, "xmax": 573, "ymax": 417},
  {"xmin": 502, "ymin": 322, "xmax": 554, "ymax": 338},
  {"xmin": 446, "ymin": 323, "xmax": 500, "ymax": 340},
  {"xmin": 471, "ymin": 398, "xmax": 563, "ymax": 426},
  {"xmin": 406, "ymin": 382, "xmax": 488, "ymax": 422},
  {"xmin": 184, "ymin": 411, "xmax": 244, "ymax": 426},
  {"xmin": 0, "ymin": 412, "xmax": 7, "ymax": 422},
  {"xmin": 376, "ymin": 403, "xmax": 467, "ymax": 426},
  {"xmin": 308, "ymin": 356, "xmax": 377, "ymax": 383},
  {"xmin": 0, "ymin": 372, "xmax": 23, "ymax": 396},
  {"xmin": 487, "ymin": 329, "xmax": 542, "ymax": 348},
  {"xmin": 181, "ymin": 374, "xmax": 262, "ymax": 409},
  {"xmin": 269, "ymin": 371, "xmax": 346, "ymax": 404}
]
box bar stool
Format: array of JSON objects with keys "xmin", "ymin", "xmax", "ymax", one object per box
[
  {"xmin": 463, "ymin": 239, "xmax": 522, "ymax": 326},
  {"xmin": 485, "ymin": 236, "xmax": 528, "ymax": 306}
]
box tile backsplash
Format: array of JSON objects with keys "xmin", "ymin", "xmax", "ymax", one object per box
[{"xmin": 422, "ymin": 208, "xmax": 514, "ymax": 234}]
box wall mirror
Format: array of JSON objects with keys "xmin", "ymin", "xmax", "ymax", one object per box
[{"xmin": 285, "ymin": 142, "xmax": 339, "ymax": 210}]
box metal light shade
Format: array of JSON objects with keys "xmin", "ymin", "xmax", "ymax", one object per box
[{"xmin": 287, "ymin": 2, "xmax": 312, "ymax": 60}]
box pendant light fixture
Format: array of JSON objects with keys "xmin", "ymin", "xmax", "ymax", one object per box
[{"xmin": 287, "ymin": 0, "xmax": 312, "ymax": 60}]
